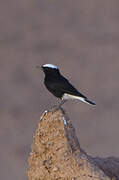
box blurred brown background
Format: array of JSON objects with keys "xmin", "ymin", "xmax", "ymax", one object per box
[{"xmin": 1, "ymin": 0, "xmax": 119, "ymax": 179}]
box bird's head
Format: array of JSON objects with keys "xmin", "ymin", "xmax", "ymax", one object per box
[{"xmin": 41, "ymin": 64, "xmax": 60, "ymax": 75}]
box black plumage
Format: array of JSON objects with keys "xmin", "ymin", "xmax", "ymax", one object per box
[{"xmin": 41, "ymin": 64, "xmax": 96, "ymax": 106}]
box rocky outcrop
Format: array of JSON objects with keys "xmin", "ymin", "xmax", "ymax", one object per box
[{"xmin": 28, "ymin": 108, "xmax": 119, "ymax": 180}]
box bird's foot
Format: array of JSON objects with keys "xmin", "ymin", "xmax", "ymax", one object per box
[
  {"xmin": 50, "ymin": 104, "xmax": 60, "ymax": 112},
  {"xmin": 50, "ymin": 100, "xmax": 67, "ymax": 112}
]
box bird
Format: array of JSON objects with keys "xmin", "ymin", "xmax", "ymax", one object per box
[{"xmin": 41, "ymin": 64, "xmax": 96, "ymax": 107}]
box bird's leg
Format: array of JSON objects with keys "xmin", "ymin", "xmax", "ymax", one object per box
[
  {"xmin": 51, "ymin": 99, "xmax": 67, "ymax": 112},
  {"xmin": 58, "ymin": 99, "xmax": 67, "ymax": 108}
]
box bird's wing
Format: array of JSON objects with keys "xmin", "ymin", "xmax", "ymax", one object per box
[
  {"xmin": 46, "ymin": 76, "xmax": 86, "ymax": 98},
  {"xmin": 61, "ymin": 76, "xmax": 87, "ymax": 98}
]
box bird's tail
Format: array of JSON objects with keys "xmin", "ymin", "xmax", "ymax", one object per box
[
  {"xmin": 75, "ymin": 96, "xmax": 96, "ymax": 105},
  {"xmin": 62, "ymin": 93, "xmax": 96, "ymax": 105},
  {"xmin": 84, "ymin": 97, "xmax": 96, "ymax": 105}
]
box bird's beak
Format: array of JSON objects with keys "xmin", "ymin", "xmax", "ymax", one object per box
[{"xmin": 36, "ymin": 65, "xmax": 43, "ymax": 70}]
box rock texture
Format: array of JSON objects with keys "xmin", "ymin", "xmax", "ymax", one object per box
[{"xmin": 28, "ymin": 108, "xmax": 119, "ymax": 180}]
